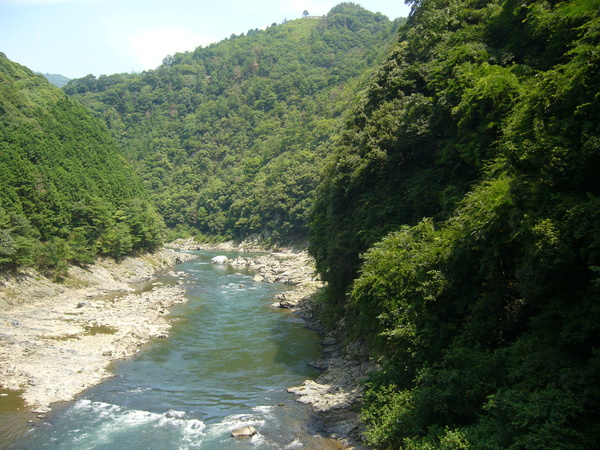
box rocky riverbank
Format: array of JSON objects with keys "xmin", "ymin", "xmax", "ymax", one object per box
[
  {"xmin": 1, "ymin": 238, "xmax": 374, "ymax": 447},
  {"xmin": 0, "ymin": 248, "xmax": 197, "ymax": 413},
  {"xmin": 166, "ymin": 236, "xmax": 274, "ymax": 253},
  {"xmin": 202, "ymin": 247, "xmax": 375, "ymax": 449}
]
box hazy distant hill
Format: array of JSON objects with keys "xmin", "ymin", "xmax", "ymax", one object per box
[{"xmin": 39, "ymin": 72, "xmax": 70, "ymax": 87}]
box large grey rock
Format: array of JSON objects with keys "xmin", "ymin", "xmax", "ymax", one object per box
[
  {"xmin": 210, "ymin": 255, "xmax": 229, "ymax": 264},
  {"xmin": 231, "ymin": 425, "xmax": 257, "ymax": 438}
]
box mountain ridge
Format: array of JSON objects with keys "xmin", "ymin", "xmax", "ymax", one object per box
[{"xmin": 64, "ymin": 3, "xmax": 404, "ymax": 243}]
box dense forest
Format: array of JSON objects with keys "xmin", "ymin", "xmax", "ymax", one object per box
[
  {"xmin": 310, "ymin": 0, "xmax": 600, "ymax": 447},
  {"xmin": 65, "ymin": 4, "xmax": 402, "ymax": 243},
  {"xmin": 0, "ymin": 54, "xmax": 164, "ymax": 278},
  {"xmin": 2, "ymin": 0, "xmax": 599, "ymax": 447}
]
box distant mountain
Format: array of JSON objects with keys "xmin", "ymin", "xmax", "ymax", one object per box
[
  {"xmin": 1, "ymin": 53, "xmax": 164, "ymax": 278},
  {"xmin": 65, "ymin": 3, "xmax": 404, "ymax": 243},
  {"xmin": 39, "ymin": 72, "xmax": 70, "ymax": 87}
]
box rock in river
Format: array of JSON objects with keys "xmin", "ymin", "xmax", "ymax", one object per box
[
  {"xmin": 231, "ymin": 425, "xmax": 257, "ymax": 438},
  {"xmin": 210, "ymin": 255, "xmax": 229, "ymax": 264}
]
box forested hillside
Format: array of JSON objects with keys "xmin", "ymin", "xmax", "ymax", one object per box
[
  {"xmin": 65, "ymin": 3, "xmax": 402, "ymax": 242},
  {"xmin": 0, "ymin": 54, "xmax": 164, "ymax": 278},
  {"xmin": 310, "ymin": 0, "xmax": 600, "ymax": 447}
]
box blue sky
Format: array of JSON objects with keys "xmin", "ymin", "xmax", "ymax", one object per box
[{"xmin": 0, "ymin": 0, "xmax": 412, "ymax": 79}]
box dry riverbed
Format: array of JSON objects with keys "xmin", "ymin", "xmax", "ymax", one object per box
[{"xmin": 0, "ymin": 248, "xmax": 197, "ymax": 413}]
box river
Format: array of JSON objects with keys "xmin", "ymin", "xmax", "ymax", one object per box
[{"xmin": 3, "ymin": 251, "xmax": 339, "ymax": 449}]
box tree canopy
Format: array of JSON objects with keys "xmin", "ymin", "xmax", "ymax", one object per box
[
  {"xmin": 3, "ymin": 0, "xmax": 598, "ymax": 445},
  {"xmin": 0, "ymin": 53, "xmax": 164, "ymax": 278},
  {"xmin": 309, "ymin": 0, "xmax": 600, "ymax": 447},
  {"xmin": 65, "ymin": 3, "xmax": 402, "ymax": 243}
]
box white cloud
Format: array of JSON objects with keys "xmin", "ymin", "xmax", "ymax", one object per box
[{"xmin": 128, "ymin": 27, "xmax": 207, "ymax": 70}]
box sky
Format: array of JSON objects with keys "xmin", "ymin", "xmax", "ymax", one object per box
[{"xmin": 0, "ymin": 0, "xmax": 412, "ymax": 79}]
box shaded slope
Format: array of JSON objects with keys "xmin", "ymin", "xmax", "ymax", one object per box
[{"xmin": 309, "ymin": 0, "xmax": 600, "ymax": 447}]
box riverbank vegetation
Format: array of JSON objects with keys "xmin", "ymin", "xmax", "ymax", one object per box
[{"xmin": 310, "ymin": 0, "xmax": 600, "ymax": 447}]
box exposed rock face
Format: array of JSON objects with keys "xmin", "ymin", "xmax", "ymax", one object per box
[
  {"xmin": 287, "ymin": 339, "xmax": 375, "ymax": 447},
  {"xmin": 229, "ymin": 252, "xmax": 322, "ymax": 309},
  {"xmin": 166, "ymin": 237, "xmax": 269, "ymax": 253}
]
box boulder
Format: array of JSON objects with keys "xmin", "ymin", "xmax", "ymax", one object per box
[
  {"xmin": 210, "ymin": 255, "xmax": 229, "ymax": 264},
  {"xmin": 231, "ymin": 425, "xmax": 257, "ymax": 438}
]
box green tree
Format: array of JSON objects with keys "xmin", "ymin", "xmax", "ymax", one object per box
[{"xmin": 309, "ymin": 0, "xmax": 600, "ymax": 447}]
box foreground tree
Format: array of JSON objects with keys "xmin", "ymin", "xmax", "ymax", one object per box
[{"xmin": 310, "ymin": 0, "xmax": 600, "ymax": 447}]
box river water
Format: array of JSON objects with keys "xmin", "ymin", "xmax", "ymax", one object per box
[{"xmin": 4, "ymin": 251, "xmax": 338, "ymax": 449}]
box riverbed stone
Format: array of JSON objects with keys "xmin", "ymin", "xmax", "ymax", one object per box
[
  {"xmin": 210, "ymin": 255, "xmax": 229, "ymax": 264},
  {"xmin": 231, "ymin": 425, "xmax": 257, "ymax": 438},
  {"xmin": 0, "ymin": 248, "xmax": 197, "ymax": 411}
]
